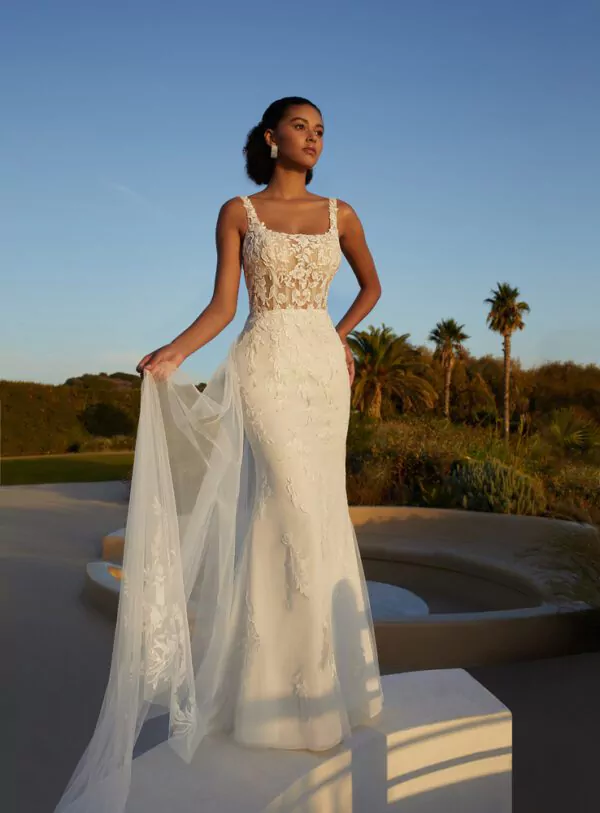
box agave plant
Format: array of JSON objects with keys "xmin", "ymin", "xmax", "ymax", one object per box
[{"xmin": 347, "ymin": 324, "xmax": 437, "ymax": 420}]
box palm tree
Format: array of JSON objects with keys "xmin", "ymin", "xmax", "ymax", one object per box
[
  {"xmin": 484, "ymin": 282, "xmax": 530, "ymax": 440},
  {"xmin": 347, "ymin": 324, "xmax": 437, "ymax": 420},
  {"xmin": 428, "ymin": 319, "xmax": 470, "ymax": 419}
]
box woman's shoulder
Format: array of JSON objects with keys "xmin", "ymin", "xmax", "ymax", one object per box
[
  {"xmin": 217, "ymin": 195, "xmax": 251, "ymax": 220},
  {"xmin": 309, "ymin": 193, "xmax": 349, "ymax": 209},
  {"xmin": 214, "ymin": 197, "xmax": 253, "ymax": 237},
  {"xmin": 221, "ymin": 194, "xmax": 248, "ymax": 209}
]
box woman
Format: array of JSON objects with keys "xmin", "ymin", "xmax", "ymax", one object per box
[{"xmin": 54, "ymin": 96, "xmax": 384, "ymax": 813}]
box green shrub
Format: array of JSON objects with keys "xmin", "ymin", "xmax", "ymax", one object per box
[
  {"xmin": 344, "ymin": 413, "xmax": 600, "ymax": 522},
  {"xmin": 445, "ymin": 458, "xmax": 547, "ymax": 515},
  {"xmin": 77, "ymin": 434, "xmax": 133, "ymax": 453},
  {"xmin": 545, "ymin": 407, "xmax": 600, "ymax": 454},
  {"xmin": 0, "ymin": 378, "xmax": 141, "ymax": 456},
  {"xmin": 346, "ymin": 412, "xmax": 379, "ymax": 473},
  {"xmin": 544, "ymin": 463, "xmax": 600, "ymax": 524},
  {"xmin": 346, "ymin": 453, "xmax": 397, "ymax": 506}
]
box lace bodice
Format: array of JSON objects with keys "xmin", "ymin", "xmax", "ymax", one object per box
[{"xmin": 240, "ymin": 196, "xmax": 342, "ymax": 314}]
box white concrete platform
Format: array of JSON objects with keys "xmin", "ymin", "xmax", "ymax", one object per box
[{"xmin": 127, "ymin": 669, "xmax": 512, "ymax": 812}]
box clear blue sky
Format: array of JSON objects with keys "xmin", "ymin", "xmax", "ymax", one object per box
[{"xmin": 2, "ymin": 0, "xmax": 599, "ymax": 385}]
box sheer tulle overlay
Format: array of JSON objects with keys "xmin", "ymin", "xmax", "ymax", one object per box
[{"xmin": 54, "ymin": 197, "xmax": 384, "ymax": 813}]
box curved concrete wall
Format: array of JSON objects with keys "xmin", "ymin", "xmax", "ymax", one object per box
[{"xmin": 97, "ymin": 507, "xmax": 600, "ymax": 670}]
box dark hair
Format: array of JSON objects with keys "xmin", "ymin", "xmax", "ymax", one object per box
[{"xmin": 243, "ymin": 96, "xmax": 323, "ymax": 186}]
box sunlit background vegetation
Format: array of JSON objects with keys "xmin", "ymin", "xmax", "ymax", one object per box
[{"xmin": 2, "ymin": 282, "xmax": 599, "ymax": 525}]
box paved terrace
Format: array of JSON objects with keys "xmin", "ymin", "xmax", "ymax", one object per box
[{"xmin": 1, "ymin": 481, "xmax": 598, "ymax": 813}]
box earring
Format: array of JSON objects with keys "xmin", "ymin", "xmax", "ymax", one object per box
[{"xmin": 270, "ymin": 143, "xmax": 278, "ymax": 159}]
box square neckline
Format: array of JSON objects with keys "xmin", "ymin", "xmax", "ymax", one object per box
[{"xmin": 242, "ymin": 195, "xmax": 337, "ymax": 239}]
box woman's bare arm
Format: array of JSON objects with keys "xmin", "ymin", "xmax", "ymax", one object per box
[
  {"xmin": 334, "ymin": 200, "xmax": 382, "ymax": 341},
  {"xmin": 169, "ymin": 198, "xmax": 244, "ymax": 360}
]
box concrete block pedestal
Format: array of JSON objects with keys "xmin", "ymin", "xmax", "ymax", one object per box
[{"xmin": 127, "ymin": 669, "xmax": 512, "ymax": 812}]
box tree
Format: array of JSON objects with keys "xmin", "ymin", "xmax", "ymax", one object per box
[
  {"xmin": 347, "ymin": 324, "xmax": 437, "ymax": 420},
  {"xmin": 428, "ymin": 319, "xmax": 470, "ymax": 419},
  {"xmin": 453, "ymin": 362, "xmax": 498, "ymax": 426},
  {"xmin": 484, "ymin": 282, "xmax": 530, "ymax": 440}
]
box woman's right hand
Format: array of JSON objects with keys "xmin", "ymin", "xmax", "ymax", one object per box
[{"xmin": 136, "ymin": 344, "xmax": 185, "ymax": 382}]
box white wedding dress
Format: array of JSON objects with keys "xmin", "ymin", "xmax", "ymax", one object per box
[{"xmin": 54, "ymin": 195, "xmax": 384, "ymax": 813}]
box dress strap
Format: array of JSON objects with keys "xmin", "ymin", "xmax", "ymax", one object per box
[
  {"xmin": 328, "ymin": 198, "xmax": 338, "ymax": 233},
  {"xmin": 240, "ymin": 195, "xmax": 261, "ymax": 228}
]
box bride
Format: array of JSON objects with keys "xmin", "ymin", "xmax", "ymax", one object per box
[{"xmin": 54, "ymin": 95, "xmax": 384, "ymax": 812}]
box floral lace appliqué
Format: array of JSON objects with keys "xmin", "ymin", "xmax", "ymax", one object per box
[
  {"xmin": 281, "ymin": 531, "xmax": 309, "ymax": 608},
  {"xmin": 292, "ymin": 668, "xmax": 311, "ymax": 722},
  {"xmin": 140, "ymin": 495, "xmax": 198, "ymax": 741},
  {"xmin": 240, "ymin": 196, "xmax": 342, "ymax": 316}
]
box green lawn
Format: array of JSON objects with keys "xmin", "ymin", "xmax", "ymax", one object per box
[{"xmin": 1, "ymin": 451, "xmax": 134, "ymax": 485}]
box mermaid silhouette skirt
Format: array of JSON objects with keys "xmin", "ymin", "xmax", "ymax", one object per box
[{"xmin": 210, "ymin": 308, "xmax": 384, "ymax": 750}]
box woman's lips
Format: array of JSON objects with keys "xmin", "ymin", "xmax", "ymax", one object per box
[{"xmin": 303, "ymin": 148, "xmax": 316, "ymax": 155}]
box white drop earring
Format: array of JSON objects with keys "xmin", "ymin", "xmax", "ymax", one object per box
[{"xmin": 270, "ymin": 143, "xmax": 278, "ymax": 159}]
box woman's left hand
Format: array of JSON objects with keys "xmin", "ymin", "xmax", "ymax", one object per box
[{"xmin": 136, "ymin": 343, "xmax": 185, "ymax": 382}]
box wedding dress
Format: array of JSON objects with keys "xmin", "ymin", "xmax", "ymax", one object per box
[{"xmin": 54, "ymin": 195, "xmax": 384, "ymax": 813}]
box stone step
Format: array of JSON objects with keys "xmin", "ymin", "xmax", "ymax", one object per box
[{"xmin": 126, "ymin": 669, "xmax": 512, "ymax": 812}]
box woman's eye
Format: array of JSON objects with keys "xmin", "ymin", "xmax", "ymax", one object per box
[{"xmin": 294, "ymin": 123, "xmax": 324, "ymax": 137}]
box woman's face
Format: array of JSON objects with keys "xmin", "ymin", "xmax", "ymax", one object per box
[{"xmin": 269, "ymin": 104, "xmax": 324, "ymax": 171}]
